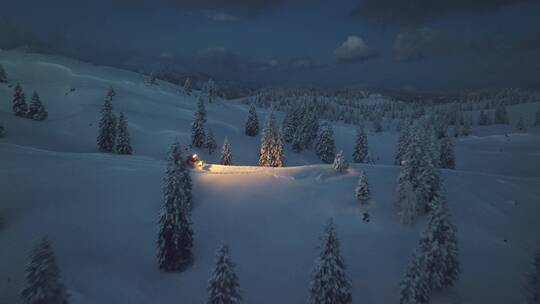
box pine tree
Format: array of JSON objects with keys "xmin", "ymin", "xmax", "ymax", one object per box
[
  {"xmin": 333, "ymin": 150, "xmax": 349, "ymax": 173},
  {"xmin": 96, "ymin": 94, "xmax": 117, "ymax": 152},
  {"xmin": 245, "ymin": 103, "xmax": 259, "ymax": 136},
  {"xmin": 516, "ymin": 116, "xmax": 526, "ymax": 132},
  {"xmin": 418, "ymin": 192, "xmax": 460, "ymax": 291},
  {"xmin": 399, "ymin": 251, "xmax": 430, "ymax": 304},
  {"xmin": 395, "ymin": 123, "xmax": 411, "ymax": 165},
  {"xmin": 300, "ymin": 111, "xmax": 319, "ymax": 149},
  {"xmin": 308, "ymin": 219, "xmax": 352, "ymax": 304},
  {"xmin": 207, "ymin": 245, "xmax": 242, "ymax": 304},
  {"xmin": 315, "ymin": 122, "xmax": 336, "ymax": 164},
  {"xmin": 220, "ymin": 137, "xmax": 233, "ymax": 165},
  {"xmin": 0, "ymin": 63, "xmax": 7, "ymax": 83},
  {"xmin": 115, "ymin": 112, "xmax": 132, "ymax": 155},
  {"xmin": 397, "ymin": 126, "xmax": 440, "ymax": 217},
  {"xmin": 282, "ymin": 105, "xmax": 300, "ymax": 143},
  {"xmin": 352, "ymin": 123, "xmax": 368, "ymax": 163},
  {"xmin": 439, "ymin": 137, "xmax": 455, "ymax": 169},
  {"xmin": 183, "ymin": 77, "xmax": 192, "ymax": 96},
  {"xmin": 206, "ymin": 128, "xmax": 217, "ymax": 154},
  {"xmin": 27, "ymin": 92, "xmax": 48, "ymax": 121},
  {"xmin": 13, "ymin": 83, "xmax": 28, "ymax": 117},
  {"xmin": 20, "ymin": 238, "xmax": 69, "ymax": 304},
  {"xmin": 259, "ymin": 110, "xmax": 285, "ymax": 167},
  {"xmin": 355, "ymin": 171, "xmax": 370, "ymax": 205},
  {"xmin": 527, "ymin": 249, "xmax": 540, "ymax": 304},
  {"xmin": 191, "ymin": 95, "xmax": 207, "ymax": 148},
  {"xmin": 157, "ymin": 142, "xmax": 194, "ymax": 271}
]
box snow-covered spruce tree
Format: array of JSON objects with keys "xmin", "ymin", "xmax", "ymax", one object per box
[
  {"xmin": 245, "ymin": 103, "xmax": 259, "ymax": 136},
  {"xmin": 417, "ymin": 192, "xmax": 460, "ymax": 291},
  {"xmin": 183, "ymin": 77, "xmax": 192, "ymax": 96},
  {"xmin": 333, "ymin": 150, "xmax": 349, "ymax": 173},
  {"xmin": 0, "ymin": 122, "xmax": 4, "ymax": 138},
  {"xmin": 282, "ymin": 105, "xmax": 301, "ymax": 143},
  {"xmin": 206, "ymin": 128, "xmax": 217, "ymax": 154},
  {"xmin": 13, "ymin": 83, "xmax": 28, "ymax": 117},
  {"xmin": 157, "ymin": 142, "xmax": 194, "ymax": 271},
  {"xmin": 355, "ymin": 171, "xmax": 370, "ymax": 205},
  {"xmin": 191, "ymin": 95, "xmax": 207, "ymax": 148},
  {"xmin": 516, "ymin": 116, "xmax": 526, "ymax": 132},
  {"xmin": 0, "ymin": 63, "xmax": 7, "ymax": 83},
  {"xmin": 439, "ymin": 136, "xmax": 455, "ymax": 169},
  {"xmin": 20, "ymin": 238, "xmax": 69, "ymax": 304},
  {"xmin": 300, "ymin": 110, "xmax": 319, "ymax": 149},
  {"xmin": 220, "ymin": 137, "xmax": 233, "ymax": 166},
  {"xmin": 494, "ymin": 106, "xmax": 510, "ymax": 124},
  {"xmin": 96, "ymin": 94, "xmax": 117, "ymax": 152},
  {"xmin": 207, "ymin": 244, "xmax": 242, "ymax": 304},
  {"xmin": 399, "ymin": 251, "xmax": 430, "ymax": 304},
  {"xmin": 27, "ymin": 92, "xmax": 48, "ymax": 121},
  {"xmin": 115, "ymin": 112, "xmax": 132, "ymax": 155},
  {"xmin": 527, "ymin": 249, "xmax": 540, "ymax": 304},
  {"xmin": 308, "ymin": 219, "xmax": 352, "ymax": 304},
  {"xmin": 395, "ymin": 122, "xmax": 411, "ymax": 165},
  {"xmin": 259, "ymin": 110, "xmax": 285, "ymax": 167},
  {"xmin": 535, "ymin": 108, "xmax": 540, "ymax": 127},
  {"xmin": 396, "ymin": 125, "xmax": 440, "ymax": 216},
  {"xmin": 315, "ymin": 122, "xmax": 335, "ymax": 164},
  {"xmin": 352, "ymin": 123, "xmax": 368, "ymax": 163}
]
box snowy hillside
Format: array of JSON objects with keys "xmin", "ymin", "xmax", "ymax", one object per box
[{"xmin": 1, "ymin": 50, "xmax": 540, "ymax": 304}]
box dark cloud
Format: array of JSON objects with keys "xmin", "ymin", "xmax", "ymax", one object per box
[
  {"xmin": 121, "ymin": 0, "xmax": 300, "ymax": 15},
  {"xmin": 393, "ymin": 28, "xmax": 442, "ymax": 63},
  {"xmin": 351, "ymin": 0, "xmax": 529, "ymax": 25},
  {"xmin": 333, "ymin": 35, "xmax": 375, "ymax": 64}
]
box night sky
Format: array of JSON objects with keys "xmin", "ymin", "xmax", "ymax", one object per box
[{"xmin": 1, "ymin": 0, "xmax": 539, "ymax": 90}]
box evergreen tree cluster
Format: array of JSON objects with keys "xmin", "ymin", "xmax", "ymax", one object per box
[
  {"xmin": 315, "ymin": 122, "xmax": 335, "ymax": 163},
  {"xmin": 396, "ymin": 124, "xmax": 441, "ymax": 224},
  {"xmin": 191, "ymin": 95, "xmax": 207, "ymax": 148},
  {"xmin": 259, "ymin": 110, "xmax": 285, "ymax": 167},
  {"xmin": 12, "ymin": 84, "xmax": 48, "ymax": 120},
  {"xmin": 352, "ymin": 123, "xmax": 368, "ymax": 163},
  {"xmin": 97, "ymin": 88, "xmax": 133, "ymax": 154}
]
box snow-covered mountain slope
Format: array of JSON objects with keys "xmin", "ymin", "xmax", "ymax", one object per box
[{"xmin": 1, "ymin": 51, "xmax": 540, "ymax": 303}]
